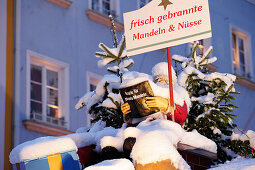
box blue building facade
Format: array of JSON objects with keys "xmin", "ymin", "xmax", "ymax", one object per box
[{"xmin": 1, "ymin": 0, "xmax": 255, "ymax": 169}]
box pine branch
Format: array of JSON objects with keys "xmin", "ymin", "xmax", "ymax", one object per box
[
  {"xmin": 125, "ymin": 62, "xmax": 134, "ymax": 69},
  {"xmin": 99, "ymin": 43, "xmax": 117, "ymax": 58},
  {"xmin": 95, "ymin": 52, "xmax": 114, "ymax": 59},
  {"xmin": 199, "ymin": 47, "xmax": 213, "ymax": 65}
]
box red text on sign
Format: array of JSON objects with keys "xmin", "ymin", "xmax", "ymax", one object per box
[{"xmin": 130, "ymin": 16, "xmax": 154, "ymax": 30}]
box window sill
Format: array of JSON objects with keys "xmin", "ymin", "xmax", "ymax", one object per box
[
  {"xmin": 46, "ymin": 0, "xmax": 72, "ymax": 8},
  {"xmin": 23, "ymin": 120, "xmax": 74, "ymax": 136},
  {"xmin": 86, "ymin": 10, "xmax": 124, "ymax": 32},
  {"xmin": 236, "ymin": 77, "xmax": 255, "ymax": 90}
]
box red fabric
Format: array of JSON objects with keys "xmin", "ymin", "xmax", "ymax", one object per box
[
  {"xmin": 77, "ymin": 145, "xmax": 94, "ymax": 165},
  {"xmin": 167, "ymin": 101, "xmax": 188, "ymax": 127}
]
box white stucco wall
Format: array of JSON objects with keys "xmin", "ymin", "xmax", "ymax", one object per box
[{"xmin": 0, "ymin": 0, "xmax": 7, "ymax": 169}]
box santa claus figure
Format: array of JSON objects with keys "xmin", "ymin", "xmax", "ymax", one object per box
[{"xmin": 121, "ymin": 62, "xmax": 190, "ymax": 127}]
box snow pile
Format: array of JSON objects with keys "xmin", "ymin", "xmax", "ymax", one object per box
[
  {"xmin": 231, "ymin": 130, "xmax": 255, "ymax": 149},
  {"xmin": 96, "ymin": 119, "xmax": 216, "ymax": 169},
  {"xmin": 9, "ymin": 120, "xmax": 119, "ymax": 164},
  {"xmin": 131, "ymin": 119, "xmax": 190, "ymax": 170},
  {"xmin": 94, "ymin": 127, "xmax": 119, "ymax": 152},
  {"xmin": 100, "ymin": 136, "xmax": 124, "ymax": 151},
  {"xmin": 231, "ymin": 132, "xmax": 249, "ymax": 141},
  {"xmin": 247, "ymin": 130, "xmax": 255, "ymax": 149},
  {"xmin": 123, "ymin": 127, "xmax": 142, "ymax": 139},
  {"xmin": 85, "ymin": 159, "xmax": 135, "ymax": 170},
  {"xmin": 89, "ymin": 120, "xmax": 106, "ymax": 133},
  {"xmin": 178, "ymin": 66, "xmax": 205, "ymax": 88},
  {"xmin": 191, "ymin": 92, "xmax": 215, "ymax": 104},
  {"xmin": 180, "ymin": 129, "xmax": 217, "ymax": 153},
  {"xmin": 211, "ymin": 127, "xmax": 222, "ymax": 135},
  {"xmin": 205, "ymin": 72, "xmax": 236, "ymax": 92},
  {"xmin": 76, "ymin": 126, "xmax": 90, "ymax": 133},
  {"xmin": 9, "ymin": 136, "xmax": 77, "ymax": 164},
  {"xmin": 102, "ymin": 98, "xmax": 117, "ymax": 109},
  {"xmin": 66, "ymin": 133, "xmax": 95, "ymax": 149},
  {"xmin": 209, "ymin": 157, "xmax": 255, "ymax": 170},
  {"xmin": 127, "ymin": 119, "xmax": 217, "ymax": 170}
]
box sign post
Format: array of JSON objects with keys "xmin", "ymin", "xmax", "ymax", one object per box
[
  {"xmin": 167, "ymin": 47, "xmax": 175, "ymax": 119},
  {"xmin": 123, "ymin": 0, "xmax": 212, "ymax": 119}
]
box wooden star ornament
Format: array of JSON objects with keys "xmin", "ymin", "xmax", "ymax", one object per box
[{"xmin": 158, "ymin": 0, "xmax": 173, "ymax": 10}]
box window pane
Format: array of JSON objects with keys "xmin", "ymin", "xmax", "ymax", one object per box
[
  {"xmin": 47, "ymin": 106, "xmax": 59, "ymax": 118},
  {"xmin": 31, "ymin": 65, "xmax": 42, "ymax": 83},
  {"xmin": 30, "ymin": 101, "xmax": 42, "ymax": 115},
  {"xmin": 47, "ymin": 88, "xmax": 58, "ymax": 106},
  {"xmin": 90, "ymin": 84, "xmax": 96, "ymax": 91},
  {"xmin": 239, "ymin": 52, "xmax": 245, "ymax": 65},
  {"xmin": 102, "ymin": 0, "xmax": 110, "ymax": 15},
  {"xmin": 92, "ymin": 0, "xmax": 99, "ymax": 11},
  {"xmin": 47, "ymin": 70, "xmax": 58, "ymax": 88},
  {"xmin": 238, "ymin": 38, "xmax": 244, "ymax": 51},
  {"xmin": 31, "ymin": 83, "xmax": 42, "ymax": 101},
  {"xmin": 232, "ymin": 33, "xmax": 236, "ymax": 49}
]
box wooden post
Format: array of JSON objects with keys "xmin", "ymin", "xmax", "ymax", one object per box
[{"xmin": 167, "ymin": 47, "xmax": 175, "ymax": 121}]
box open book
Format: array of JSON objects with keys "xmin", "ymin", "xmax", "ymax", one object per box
[{"xmin": 119, "ymin": 80, "xmax": 160, "ymax": 118}]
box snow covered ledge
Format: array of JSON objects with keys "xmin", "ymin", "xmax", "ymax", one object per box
[{"xmin": 86, "ymin": 10, "xmax": 124, "ymax": 32}]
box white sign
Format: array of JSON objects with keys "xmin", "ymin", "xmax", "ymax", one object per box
[{"xmin": 123, "ymin": 0, "xmax": 212, "ymax": 56}]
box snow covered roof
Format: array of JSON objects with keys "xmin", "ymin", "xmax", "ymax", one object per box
[{"xmin": 85, "ymin": 159, "xmax": 135, "ymax": 170}]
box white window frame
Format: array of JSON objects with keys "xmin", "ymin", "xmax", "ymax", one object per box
[
  {"xmin": 86, "ymin": 71, "xmax": 103, "ymax": 93},
  {"xmin": 86, "ymin": 72, "xmax": 102, "ymax": 126},
  {"xmin": 26, "ymin": 50, "xmax": 70, "ymax": 129},
  {"xmin": 230, "ymin": 25, "xmax": 253, "ymax": 79},
  {"xmin": 88, "ymin": 0, "xmax": 120, "ymax": 19},
  {"xmin": 137, "ymin": 0, "xmax": 152, "ymax": 9}
]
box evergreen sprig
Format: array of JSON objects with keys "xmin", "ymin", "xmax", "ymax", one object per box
[{"xmin": 174, "ymin": 42, "xmax": 252, "ymax": 163}]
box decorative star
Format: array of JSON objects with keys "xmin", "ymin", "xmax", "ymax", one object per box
[{"xmin": 158, "ymin": 0, "xmax": 173, "ymax": 10}]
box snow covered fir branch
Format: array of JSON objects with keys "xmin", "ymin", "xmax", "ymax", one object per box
[{"xmin": 173, "ymin": 42, "xmax": 253, "ymax": 163}]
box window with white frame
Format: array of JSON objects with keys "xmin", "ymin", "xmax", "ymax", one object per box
[
  {"xmin": 27, "ymin": 51, "xmax": 69, "ymax": 128},
  {"xmin": 232, "ymin": 29, "xmax": 252, "ymax": 79},
  {"xmin": 138, "ymin": 0, "xmax": 152, "ymax": 8},
  {"xmin": 87, "ymin": 72, "xmax": 102, "ymax": 92},
  {"xmin": 89, "ymin": 0, "xmax": 119, "ymax": 19}
]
